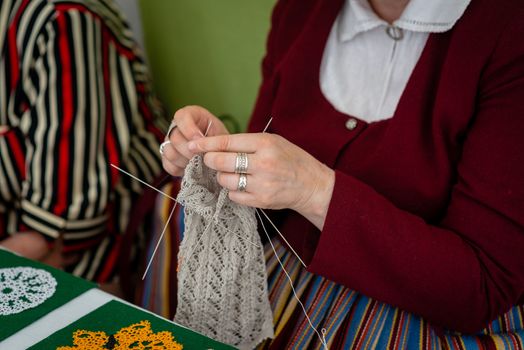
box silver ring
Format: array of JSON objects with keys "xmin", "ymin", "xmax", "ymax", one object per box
[
  {"xmin": 237, "ymin": 174, "xmax": 247, "ymax": 192},
  {"xmin": 234, "ymin": 152, "xmax": 249, "ymax": 174},
  {"xmin": 159, "ymin": 140, "xmax": 170, "ymax": 156},
  {"xmin": 166, "ymin": 120, "xmax": 177, "ymax": 140}
]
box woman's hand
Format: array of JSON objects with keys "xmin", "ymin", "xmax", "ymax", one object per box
[
  {"xmin": 0, "ymin": 231, "xmax": 49, "ymax": 260},
  {"xmin": 0, "ymin": 232, "xmax": 79, "ymax": 268},
  {"xmin": 188, "ymin": 133, "xmax": 335, "ymax": 230},
  {"xmin": 161, "ymin": 106, "xmax": 229, "ymax": 176}
]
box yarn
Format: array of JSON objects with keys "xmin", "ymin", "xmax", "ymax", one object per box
[{"xmin": 174, "ymin": 155, "xmax": 274, "ymax": 349}]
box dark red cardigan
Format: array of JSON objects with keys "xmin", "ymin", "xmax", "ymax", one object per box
[{"xmin": 248, "ymin": 0, "xmax": 524, "ymax": 333}]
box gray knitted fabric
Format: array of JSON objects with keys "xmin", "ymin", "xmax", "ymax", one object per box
[{"xmin": 174, "ymin": 155, "xmax": 274, "ymax": 349}]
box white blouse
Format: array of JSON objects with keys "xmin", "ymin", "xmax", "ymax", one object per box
[{"xmin": 320, "ymin": 0, "xmax": 471, "ymax": 123}]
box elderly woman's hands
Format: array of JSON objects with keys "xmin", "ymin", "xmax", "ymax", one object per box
[
  {"xmin": 161, "ymin": 106, "xmax": 335, "ymax": 229},
  {"xmin": 188, "ymin": 133, "xmax": 335, "ymax": 230},
  {"xmin": 161, "ymin": 106, "xmax": 229, "ymax": 176}
]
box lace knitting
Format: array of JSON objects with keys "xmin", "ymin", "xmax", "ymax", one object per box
[{"xmin": 174, "ymin": 155, "xmax": 274, "ymax": 349}]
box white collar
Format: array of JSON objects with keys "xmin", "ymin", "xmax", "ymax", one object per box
[{"xmin": 338, "ymin": 0, "xmax": 471, "ymax": 42}]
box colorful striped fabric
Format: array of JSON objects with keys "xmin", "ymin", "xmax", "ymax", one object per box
[
  {"xmin": 139, "ymin": 181, "xmax": 183, "ymax": 319},
  {"xmin": 139, "ymin": 185, "xmax": 524, "ymax": 349},
  {"xmin": 0, "ymin": 0, "xmax": 166, "ymax": 282},
  {"xmin": 259, "ymin": 240, "xmax": 524, "ymax": 350}
]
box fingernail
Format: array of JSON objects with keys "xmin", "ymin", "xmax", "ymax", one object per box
[{"xmin": 188, "ymin": 141, "xmax": 197, "ymax": 151}]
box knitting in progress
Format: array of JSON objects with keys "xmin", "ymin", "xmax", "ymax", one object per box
[{"xmin": 174, "ymin": 155, "xmax": 274, "ymax": 349}]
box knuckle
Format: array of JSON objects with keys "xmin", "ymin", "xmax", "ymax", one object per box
[
  {"xmin": 163, "ymin": 147, "xmax": 177, "ymax": 161},
  {"xmin": 173, "ymin": 143, "xmax": 188, "ymax": 158},
  {"xmin": 259, "ymin": 133, "xmax": 273, "ymax": 147},
  {"xmin": 174, "ymin": 106, "xmax": 200, "ymax": 135},
  {"xmin": 259, "ymin": 156, "xmax": 275, "ymax": 171},
  {"xmin": 272, "ymin": 133, "xmax": 285, "ymax": 143},
  {"xmin": 220, "ymin": 136, "xmax": 231, "ymax": 151},
  {"xmin": 167, "ymin": 131, "xmax": 177, "ymax": 143},
  {"xmin": 173, "ymin": 106, "xmax": 189, "ymax": 123},
  {"xmin": 166, "ymin": 149, "xmax": 186, "ymax": 162}
]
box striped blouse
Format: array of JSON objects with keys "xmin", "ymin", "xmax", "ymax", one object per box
[{"xmin": 0, "ymin": 0, "xmax": 166, "ymax": 281}]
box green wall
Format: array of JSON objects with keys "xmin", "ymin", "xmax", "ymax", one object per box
[{"xmin": 139, "ymin": 1, "xmax": 276, "ymax": 132}]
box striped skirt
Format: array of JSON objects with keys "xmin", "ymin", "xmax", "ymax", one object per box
[
  {"xmin": 259, "ymin": 240, "xmax": 524, "ymax": 350},
  {"xmin": 139, "ymin": 183, "xmax": 524, "ymax": 349}
]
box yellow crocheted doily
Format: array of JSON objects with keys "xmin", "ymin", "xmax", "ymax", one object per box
[{"xmin": 56, "ymin": 320, "xmax": 183, "ymax": 350}]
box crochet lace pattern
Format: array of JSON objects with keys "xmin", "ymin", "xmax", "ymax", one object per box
[
  {"xmin": 0, "ymin": 267, "xmax": 57, "ymax": 315},
  {"xmin": 174, "ymin": 155, "xmax": 274, "ymax": 349},
  {"xmin": 56, "ymin": 320, "xmax": 183, "ymax": 350}
]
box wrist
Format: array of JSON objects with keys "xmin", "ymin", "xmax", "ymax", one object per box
[{"xmin": 296, "ymin": 164, "xmax": 335, "ymax": 230}]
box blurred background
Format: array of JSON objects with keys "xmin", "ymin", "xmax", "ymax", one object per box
[{"xmin": 115, "ymin": 0, "xmax": 276, "ymax": 132}]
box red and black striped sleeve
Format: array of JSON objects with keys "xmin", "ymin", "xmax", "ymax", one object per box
[{"xmin": 0, "ymin": 0, "xmax": 166, "ymax": 281}]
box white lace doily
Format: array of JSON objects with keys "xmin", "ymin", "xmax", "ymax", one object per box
[{"xmin": 0, "ymin": 267, "xmax": 57, "ymax": 316}]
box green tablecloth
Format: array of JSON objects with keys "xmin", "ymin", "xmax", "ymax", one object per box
[
  {"xmin": 31, "ymin": 300, "xmax": 236, "ymax": 349},
  {"xmin": 0, "ymin": 249, "xmax": 95, "ymax": 341},
  {"xmin": 0, "ymin": 249, "xmax": 236, "ymax": 349}
]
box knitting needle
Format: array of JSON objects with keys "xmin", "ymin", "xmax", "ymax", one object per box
[
  {"xmin": 110, "ymin": 164, "xmax": 176, "ymax": 201},
  {"xmin": 141, "ymin": 119, "xmax": 213, "ymax": 279},
  {"xmin": 142, "ymin": 203, "xmax": 177, "ymax": 280},
  {"xmin": 258, "ymin": 115, "xmax": 307, "ymax": 268},
  {"xmin": 258, "ymin": 116, "xmax": 328, "ymax": 347},
  {"xmin": 111, "ymin": 116, "xmax": 328, "ymax": 347},
  {"xmin": 204, "ymin": 120, "xmax": 213, "ymax": 136},
  {"xmin": 256, "ymin": 209, "xmax": 328, "ymax": 350},
  {"xmin": 257, "ymin": 208, "xmax": 306, "ymax": 268},
  {"xmin": 262, "ymin": 116, "xmax": 273, "ymax": 133}
]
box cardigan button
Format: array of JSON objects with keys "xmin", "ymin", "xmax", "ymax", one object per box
[{"xmin": 345, "ymin": 118, "xmax": 358, "ymax": 130}]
